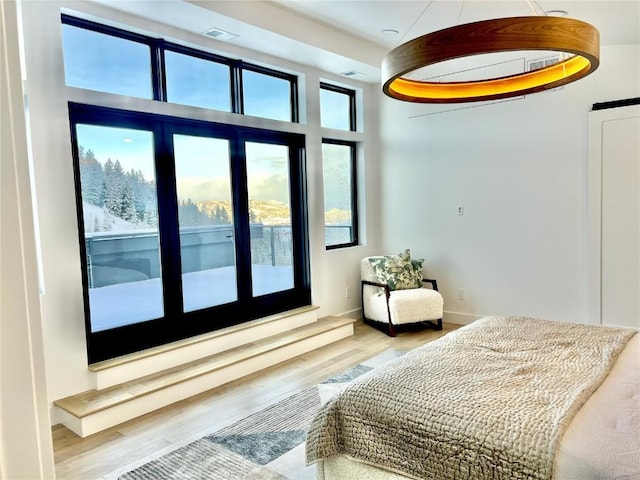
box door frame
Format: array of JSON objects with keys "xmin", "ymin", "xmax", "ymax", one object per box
[{"xmin": 587, "ymin": 103, "xmax": 640, "ymax": 325}]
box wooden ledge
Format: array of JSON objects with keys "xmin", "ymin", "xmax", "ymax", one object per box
[
  {"xmin": 89, "ymin": 305, "xmax": 320, "ymax": 372},
  {"xmin": 56, "ymin": 316, "xmax": 355, "ymax": 419}
]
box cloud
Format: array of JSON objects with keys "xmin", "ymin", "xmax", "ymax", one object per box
[
  {"xmin": 248, "ymin": 173, "xmax": 289, "ymax": 204},
  {"xmin": 177, "ymin": 177, "xmax": 231, "ymax": 202},
  {"xmin": 177, "ymin": 173, "xmax": 290, "ymax": 205}
]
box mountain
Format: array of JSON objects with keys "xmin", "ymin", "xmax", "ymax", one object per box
[
  {"xmin": 84, "ymin": 198, "xmax": 351, "ymax": 233},
  {"xmin": 196, "ymin": 199, "xmax": 291, "ymax": 225}
]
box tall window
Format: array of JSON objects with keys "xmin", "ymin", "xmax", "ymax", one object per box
[
  {"xmin": 76, "ymin": 125, "xmax": 163, "ymax": 331},
  {"xmin": 246, "ymin": 142, "xmax": 295, "ymax": 295},
  {"xmin": 174, "ymin": 135, "xmax": 236, "ymax": 311},
  {"xmin": 322, "ymin": 140, "xmax": 358, "ymax": 248},
  {"xmin": 320, "ymin": 82, "xmax": 359, "ymax": 249},
  {"xmin": 62, "ymin": 15, "xmax": 309, "ymax": 363}
]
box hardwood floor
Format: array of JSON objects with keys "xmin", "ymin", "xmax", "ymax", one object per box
[{"xmin": 52, "ymin": 320, "xmax": 461, "ymax": 479}]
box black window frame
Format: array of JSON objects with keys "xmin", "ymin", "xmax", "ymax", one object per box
[
  {"xmin": 240, "ymin": 63, "xmax": 299, "ymax": 123},
  {"xmin": 60, "ymin": 14, "xmax": 299, "ymax": 122},
  {"xmin": 162, "ymin": 42, "xmax": 236, "ymax": 112},
  {"xmin": 320, "ymin": 82, "xmax": 357, "ymax": 132},
  {"xmin": 69, "ymin": 102, "xmax": 310, "ymax": 364},
  {"xmin": 321, "ymin": 138, "xmax": 359, "ymax": 250},
  {"xmin": 61, "ymin": 14, "xmax": 164, "ymax": 100}
]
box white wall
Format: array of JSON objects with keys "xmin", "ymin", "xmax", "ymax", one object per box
[
  {"xmin": 0, "ymin": 0, "xmax": 55, "ymax": 477},
  {"xmin": 378, "ymin": 44, "xmax": 640, "ymax": 325},
  {"xmin": 19, "ymin": 0, "xmax": 382, "ymax": 411}
]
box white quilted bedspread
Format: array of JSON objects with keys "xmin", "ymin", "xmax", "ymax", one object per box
[{"xmin": 306, "ymin": 316, "xmax": 636, "ymax": 480}]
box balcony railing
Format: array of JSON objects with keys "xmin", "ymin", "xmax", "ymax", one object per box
[
  {"xmin": 85, "ymin": 223, "xmax": 352, "ymax": 289},
  {"xmin": 83, "ymin": 223, "xmax": 353, "ymax": 332}
]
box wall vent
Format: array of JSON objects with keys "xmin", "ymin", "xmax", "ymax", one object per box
[
  {"xmin": 528, "ymin": 54, "xmax": 563, "ymax": 72},
  {"xmin": 203, "ymin": 28, "xmax": 238, "ymax": 42},
  {"xmin": 527, "ymin": 54, "xmax": 565, "ymax": 93}
]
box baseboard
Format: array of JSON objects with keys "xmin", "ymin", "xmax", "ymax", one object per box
[
  {"xmin": 601, "ymin": 322, "xmax": 640, "ymax": 331},
  {"xmin": 335, "ymin": 308, "xmax": 479, "ymax": 326},
  {"xmin": 443, "ymin": 311, "xmax": 483, "ymax": 325},
  {"xmin": 335, "ymin": 307, "xmax": 362, "ymax": 319}
]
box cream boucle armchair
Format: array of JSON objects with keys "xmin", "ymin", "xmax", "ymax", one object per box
[{"xmin": 361, "ymin": 254, "xmax": 444, "ymax": 336}]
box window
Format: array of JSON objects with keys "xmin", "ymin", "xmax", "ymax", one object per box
[
  {"xmin": 71, "ymin": 104, "xmax": 310, "ymax": 363},
  {"xmin": 60, "ymin": 15, "xmax": 298, "ymax": 123},
  {"xmin": 322, "ymin": 140, "xmax": 358, "ymax": 248},
  {"xmin": 320, "ymin": 83, "xmax": 356, "ymax": 131},
  {"xmin": 242, "ymin": 67, "xmax": 297, "ymax": 122},
  {"xmin": 174, "ymin": 135, "xmax": 236, "ymax": 311},
  {"xmin": 165, "ymin": 49, "xmax": 232, "ymax": 111},
  {"xmin": 320, "ymin": 83, "xmax": 360, "ymax": 249},
  {"xmin": 246, "ymin": 142, "xmax": 295, "ymax": 295},
  {"xmin": 61, "ymin": 21, "xmax": 153, "ymax": 99},
  {"xmin": 76, "ymin": 124, "xmax": 163, "ymax": 331}
]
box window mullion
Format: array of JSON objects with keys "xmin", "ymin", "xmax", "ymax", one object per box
[
  {"xmin": 154, "ymin": 122, "xmax": 183, "ymax": 318},
  {"xmin": 349, "ymin": 92, "xmax": 357, "ymax": 131},
  {"xmin": 290, "ymin": 78, "xmax": 299, "ymax": 123},
  {"xmin": 229, "ymin": 134, "xmax": 251, "ymax": 302},
  {"xmin": 349, "ymin": 143, "xmax": 359, "ymax": 245},
  {"xmin": 231, "ymin": 60, "xmax": 243, "ymax": 115},
  {"xmin": 152, "ymin": 39, "xmax": 167, "ymax": 102},
  {"xmin": 289, "ymin": 141, "xmax": 310, "ymax": 289}
]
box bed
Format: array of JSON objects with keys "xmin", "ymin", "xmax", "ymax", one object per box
[{"xmin": 306, "ymin": 316, "xmax": 639, "ymax": 480}]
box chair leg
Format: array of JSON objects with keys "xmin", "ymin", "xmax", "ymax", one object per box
[
  {"xmin": 388, "ymin": 322, "xmax": 396, "ymax": 337},
  {"xmin": 437, "ymin": 318, "xmax": 443, "ymax": 330},
  {"xmin": 384, "ymin": 294, "xmax": 395, "ymax": 337}
]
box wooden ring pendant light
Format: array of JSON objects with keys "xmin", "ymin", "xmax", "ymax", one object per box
[{"xmin": 382, "ymin": 16, "xmax": 600, "ymax": 103}]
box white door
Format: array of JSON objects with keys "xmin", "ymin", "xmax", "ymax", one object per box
[{"xmin": 588, "ymin": 105, "xmax": 640, "ymax": 328}]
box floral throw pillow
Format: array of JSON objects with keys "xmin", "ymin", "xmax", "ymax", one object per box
[
  {"xmin": 410, "ymin": 258, "xmax": 425, "ymax": 287},
  {"xmin": 369, "ymin": 249, "xmax": 424, "ymax": 291}
]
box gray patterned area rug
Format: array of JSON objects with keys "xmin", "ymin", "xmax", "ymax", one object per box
[{"xmin": 117, "ymin": 349, "xmax": 405, "ymax": 480}]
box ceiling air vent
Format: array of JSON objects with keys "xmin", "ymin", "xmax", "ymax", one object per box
[
  {"xmin": 203, "ymin": 28, "xmax": 238, "ymax": 42},
  {"xmin": 340, "ymin": 70, "xmax": 366, "ymax": 80}
]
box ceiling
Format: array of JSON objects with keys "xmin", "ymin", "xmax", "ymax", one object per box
[
  {"xmin": 273, "ymin": 0, "xmax": 640, "ymax": 48},
  {"xmin": 93, "ymin": 0, "xmax": 640, "ymax": 84}
]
